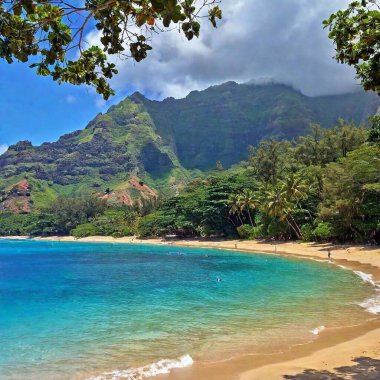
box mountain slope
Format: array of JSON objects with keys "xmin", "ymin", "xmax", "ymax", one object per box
[
  {"xmin": 138, "ymin": 82, "xmax": 379, "ymax": 168},
  {"xmin": 0, "ymin": 82, "xmax": 378, "ymax": 212}
]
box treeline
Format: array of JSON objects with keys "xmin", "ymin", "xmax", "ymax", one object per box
[
  {"xmin": 0, "ymin": 121, "xmax": 379, "ymax": 243},
  {"xmin": 138, "ymin": 121, "xmax": 380, "ymax": 243},
  {"xmin": 0, "ymin": 196, "xmax": 140, "ymax": 238}
]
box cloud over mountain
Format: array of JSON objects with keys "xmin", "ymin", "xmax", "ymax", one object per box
[{"xmin": 88, "ymin": 0, "xmax": 357, "ymax": 99}]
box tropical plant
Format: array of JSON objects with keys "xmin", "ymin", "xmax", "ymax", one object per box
[
  {"xmin": 324, "ymin": 0, "xmax": 380, "ymax": 94},
  {"xmin": 256, "ymin": 175, "xmax": 307, "ymax": 240},
  {"xmin": 237, "ymin": 189, "xmax": 256, "ymax": 226},
  {"xmin": 228, "ymin": 194, "xmax": 243, "ymax": 226}
]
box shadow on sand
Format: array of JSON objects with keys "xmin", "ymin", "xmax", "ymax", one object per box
[{"xmin": 283, "ymin": 357, "xmax": 380, "ymax": 379}]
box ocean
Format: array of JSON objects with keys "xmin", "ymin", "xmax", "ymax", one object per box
[{"xmin": 0, "ymin": 240, "xmax": 375, "ymax": 379}]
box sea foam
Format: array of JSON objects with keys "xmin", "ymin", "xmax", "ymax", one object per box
[
  {"xmin": 87, "ymin": 354, "xmax": 194, "ymax": 380},
  {"xmin": 310, "ymin": 326, "xmax": 325, "ymax": 335},
  {"xmin": 354, "ymin": 271, "xmax": 380, "ymax": 314}
]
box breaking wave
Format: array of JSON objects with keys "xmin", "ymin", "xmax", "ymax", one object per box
[
  {"xmin": 354, "ymin": 271, "xmax": 380, "ymax": 315},
  {"xmin": 310, "ymin": 326, "xmax": 325, "ymax": 335},
  {"xmin": 87, "ymin": 354, "xmax": 194, "ymax": 380}
]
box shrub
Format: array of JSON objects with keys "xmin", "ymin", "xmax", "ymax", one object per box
[
  {"xmin": 313, "ymin": 222, "xmax": 335, "ymax": 241},
  {"xmin": 301, "ymin": 224, "xmax": 314, "ymax": 242},
  {"xmin": 267, "ymin": 220, "xmax": 289, "ymax": 239},
  {"xmin": 71, "ymin": 223, "xmax": 99, "ymax": 238},
  {"xmin": 236, "ymin": 224, "xmax": 253, "ymax": 239},
  {"xmin": 137, "ymin": 212, "xmax": 171, "ymax": 237},
  {"xmin": 236, "ymin": 224, "xmax": 266, "ymax": 240}
]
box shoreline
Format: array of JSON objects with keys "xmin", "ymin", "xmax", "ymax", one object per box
[{"xmin": 3, "ymin": 235, "xmax": 380, "ymax": 379}]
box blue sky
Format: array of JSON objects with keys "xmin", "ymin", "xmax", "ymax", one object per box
[
  {"xmin": 0, "ymin": 61, "xmax": 133, "ymax": 149},
  {"xmin": 0, "ymin": 0, "xmax": 355, "ymax": 154}
]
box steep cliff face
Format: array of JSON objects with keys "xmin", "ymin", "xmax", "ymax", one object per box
[
  {"xmin": 138, "ymin": 82, "xmax": 379, "ymax": 169},
  {"xmin": 0, "ymin": 81, "xmax": 378, "ymax": 212}
]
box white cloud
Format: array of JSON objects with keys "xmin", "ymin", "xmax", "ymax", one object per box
[
  {"xmin": 0, "ymin": 144, "xmax": 8, "ymax": 155},
  {"xmin": 66, "ymin": 95, "xmax": 77, "ymax": 104},
  {"xmin": 87, "ymin": 0, "xmax": 356, "ymax": 100}
]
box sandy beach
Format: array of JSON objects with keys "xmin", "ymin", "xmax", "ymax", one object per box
[{"xmin": 3, "ymin": 235, "xmax": 380, "ymax": 379}]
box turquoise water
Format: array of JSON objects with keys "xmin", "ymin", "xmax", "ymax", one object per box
[{"xmin": 0, "ymin": 240, "xmax": 374, "ymax": 379}]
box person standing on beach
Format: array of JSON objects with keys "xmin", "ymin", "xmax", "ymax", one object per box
[{"xmin": 328, "ymin": 249, "xmax": 331, "ymax": 259}]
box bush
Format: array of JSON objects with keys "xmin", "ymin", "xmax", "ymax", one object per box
[
  {"xmin": 71, "ymin": 223, "xmax": 99, "ymax": 238},
  {"xmin": 313, "ymin": 222, "xmax": 335, "ymax": 241},
  {"xmin": 236, "ymin": 224, "xmax": 253, "ymax": 239},
  {"xmin": 267, "ymin": 220, "xmax": 289, "ymax": 239},
  {"xmin": 301, "ymin": 223, "xmax": 314, "ymax": 242},
  {"xmin": 236, "ymin": 224, "xmax": 266, "ymax": 240},
  {"xmin": 137, "ymin": 212, "xmax": 171, "ymax": 237}
]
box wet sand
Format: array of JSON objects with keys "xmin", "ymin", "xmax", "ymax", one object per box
[{"xmin": 3, "ymin": 236, "xmax": 380, "ymax": 379}]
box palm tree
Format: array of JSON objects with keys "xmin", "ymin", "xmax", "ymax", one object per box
[
  {"xmin": 258, "ymin": 180, "xmax": 304, "ymax": 240},
  {"xmin": 237, "ymin": 189, "xmax": 256, "ymax": 227},
  {"xmin": 282, "ymin": 173, "xmax": 308, "ymax": 206},
  {"xmin": 228, "ymin": 194, "xmax": 243, "ymax": 226}
]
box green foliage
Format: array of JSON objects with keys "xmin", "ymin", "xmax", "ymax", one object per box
[
  {"xmin": 0, "ymin": 93, "xmax": 379, "ymax": 244},
  {"xmin": 134, "ymin": 122, "xmax": 379, "ymax": 243},
  {"xmin": 90, "ymin": 209, "xmax": 138, "ymax": 237},
  {"xmin": 137, "ymin": 171, "xmax": 254, "ymax": 238},
  {"xmin": 36, "ymin": 195, "xmax": 107, "ymax": 235},
  {"xmin": 250, "ymin": 140, "xmax": 292, "ymax": 183},
  {"xmin": 0, "ymin": 212, "xmax": 34, "ymax": 235},
  {"xmin": 319, "ymin": 144, "xmax": 380, "ymax": 242},
  {"xmin": 324, "ymin": 0, "xmax": 380, "ymax": 94},
  {"xmin": 313, "ymin": 222, "xmax": 336, "ymax": 241},
  {"xmin": 0, "ymin": 83, "xmax": 376, "ymax": 207},
  {"xmin": 368, "ymin": 115, "xmax": 380, "ymax": 143},
  {"xmin": 143, "ymin": 83, "xmax": 377, "ymax": 170},
  {"xmin": 267, "ymin": 220, "xmax": 290, "ymax": 239},
  {"xmin": 236, "ymin": 224, "xmax": 253, "ymax": 239},
  {"xmin": 71, "ymin": 223, "xmax": 100, "ymax": 238},
  {"xmin": 0, "ymin": 0, "xmax": 221, "ymax": 98},
  {"xmin": 138, "ymin": 211, "xmax": 171, "ymax": 238},
  {"xmin": 236, "ymin": 224, "xmax": 266, "ymax": 240},
  {"xmin": 301, "ymin": 223, "xmax": 314, "ymax": 242}
]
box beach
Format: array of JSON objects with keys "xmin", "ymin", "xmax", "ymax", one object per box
[{"xmin": 3, "ymin": 235, "xmax": 380, "ymax": 379}]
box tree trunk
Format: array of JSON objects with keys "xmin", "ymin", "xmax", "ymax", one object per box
[
  {"xmin": 247, "ymin": 206, "xmax": 254, "ymax": 227},
  {"xmin": 286, "ymin": 214, "xmax": 303, "ymax": 240}
]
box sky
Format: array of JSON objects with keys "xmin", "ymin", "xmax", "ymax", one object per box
[{"xmin": 0, "ymin": 0, "xmax": 358, "ymax": 152}]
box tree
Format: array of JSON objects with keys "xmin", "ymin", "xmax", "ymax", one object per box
[
  {"xmin": 324, "ymin": 0, "xmax": 380, "ymax": 94},
  {"xmin": 249, "ymin": 140, "xmax": 292, "ymax": 184},
  {"xmin": 0, "ymin": 0, "xmax": 222, "ymax": 99},
  {"xmin": 256, "ymin": 175, "xmax": 308, "ymax": 240},
  {"xmin": 320, "ymin": 144, "xmax": 380, "ymax": 242},
  {"xmin": 368, "ymin": 115, "xmax": 380, "ymax": 143},
  {"xmin": 43, "ymin": 195, "xmax": 107, "ymax": 234},
  {"xmin": 237, "ymin": 189, "xmax": 256, "ymax": 227},
  {"xmin": 228, "ymin": 193, "xmax": 244, "ymax": 226}
]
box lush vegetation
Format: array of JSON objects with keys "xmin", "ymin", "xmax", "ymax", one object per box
[
  {"xmin": 0, "ymin": 196, "xmax": 138, "ymax": 237},
  {"xmin": 137, "ymin": 123, "xmax": 380, "ymax": 243},
  {"xmin": 324, "ymin": 0, "xmax": 380, "ymax": 95},
  {"xmin": 0, "ymin": 83, "xmax": 375, "ymax": 218},
  {"xmin": 2, "ymin": 121, "xmax": 378, "ymax": 244}
]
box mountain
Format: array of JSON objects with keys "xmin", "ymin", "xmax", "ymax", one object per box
[
  {"xmin": 138, "ymin": 82, "xmax": 378, "ymax": 168},
  {"xmin": 0, "ymin": 82, "xmax": 378, "ymax": 212}
]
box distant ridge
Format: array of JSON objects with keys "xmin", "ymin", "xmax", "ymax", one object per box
[{"xmin": 0, "ymin": 81, "xmax": 378, "ymax": 212}]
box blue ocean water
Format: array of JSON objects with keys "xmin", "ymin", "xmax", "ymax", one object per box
[{"xmin": 0, "ymin": 240, "xmax": 374, "ymax": 379}]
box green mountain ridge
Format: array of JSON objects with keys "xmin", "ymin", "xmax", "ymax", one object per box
[{"xmin": 0, "ymin": 82, "xmax": 378, "ymax": 212}]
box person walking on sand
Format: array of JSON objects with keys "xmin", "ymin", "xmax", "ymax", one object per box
[{"xmin": 328, "ymin": 249, "xmax": 331, "ymax": 259}]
